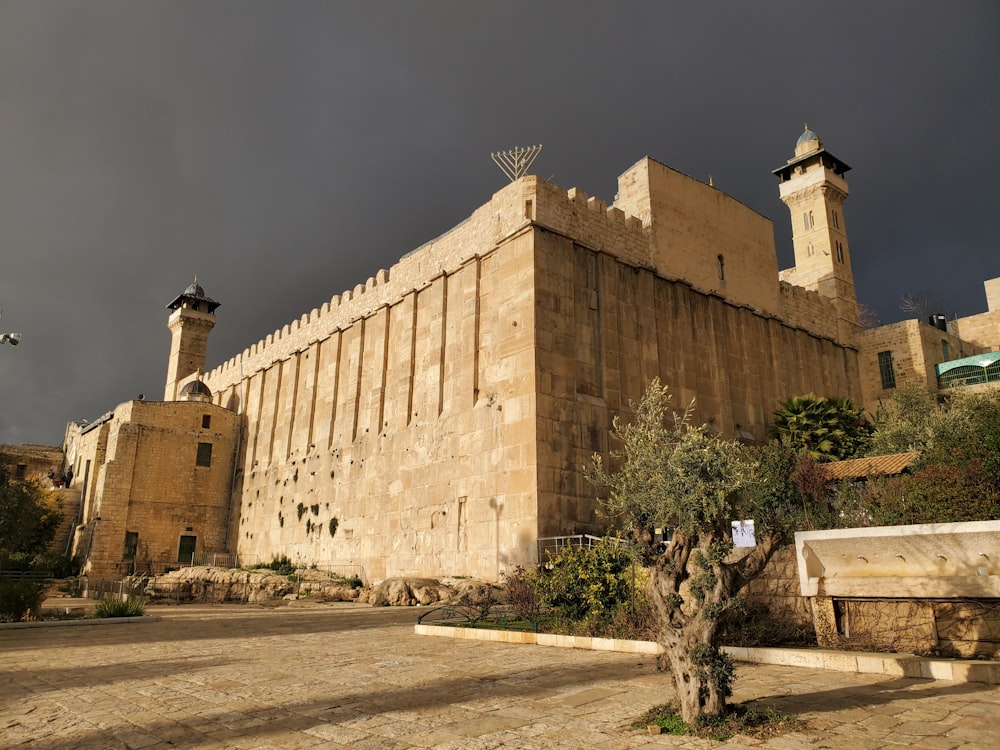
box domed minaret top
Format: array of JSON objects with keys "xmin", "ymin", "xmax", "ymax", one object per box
[
  {"xmin": 794, "ymin": 123, "xmax": 822, "ymax": 156},
  {"xmin": 166, "ymin": 276, "xmax": 221, "ymax": 314},
  {"xmin": 773, "ymin": 124, "xmax": 851, "ymax": 182}
]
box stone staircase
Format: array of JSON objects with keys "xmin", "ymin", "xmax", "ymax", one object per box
[{"xmin": 49, "ymin": 489, "xmax": 82, "ymax": 558}]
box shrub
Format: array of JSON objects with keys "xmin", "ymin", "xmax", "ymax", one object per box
[
  {"xmin": 264, "ymin": 555, "xmax": 295, "ymax": 576},
  {"xmin": 501, "ymin": 565, "xmax": 543, "ymax": 620},
  {"xmin": 535, "ymin": 537, "xmax": 640, "ymax": 623},
  {"xmin": 0, "ymin": 580, "xmax": 47, "ymax": 622},
  {"xmin": 93, "ymin": 597, "xmax": 146, "ymax": 618},
  {"xmin": 29, "ymin": 553, "xmax": 78, "ymax": 578}
]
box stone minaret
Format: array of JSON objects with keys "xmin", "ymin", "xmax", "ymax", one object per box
[
  {"xmin": 164, "ymin": 278, "xmax": 220, "ymax": 401},
  {"xmin": 773, "ymin": 126, "xmax": 860, "ymax": 342}
]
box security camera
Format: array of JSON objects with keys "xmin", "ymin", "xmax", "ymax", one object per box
[{"xmin": 0, "ymin": 332, "xmax": 22, "ymax": 346}]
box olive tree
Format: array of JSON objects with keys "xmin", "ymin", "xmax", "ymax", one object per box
[{"xmin": 586, "ymin": 380, "xmax": 817, "ymax": 723}]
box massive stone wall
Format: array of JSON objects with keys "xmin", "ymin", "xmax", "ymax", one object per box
[
  {"xmin": 201, "ymin": 172, "xmax": 863, "ymax": 581},
  {"xmin": 532, "ymin": 229, "xmax": 862, "ymax": 537},
  {"xmin": 201, "ymin": 177, "xmax": 657, "ymax": 580},
  {"xmin": 211, "ymin": 235, "xmax": 541, "ymax": 581}
]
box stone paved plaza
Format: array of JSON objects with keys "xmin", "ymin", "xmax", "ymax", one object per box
[{"xmin": 2, "ymin": 603, "xmax": 998, "ymax": 749}]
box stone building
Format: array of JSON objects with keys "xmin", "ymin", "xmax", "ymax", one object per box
[
  {"xmin": 858, "ymin": 279, "xmax": 1000, "ymax": 415},
  {"xmin": 58, "ymin": 128, "xmax": 1000, "ymax": 581}
]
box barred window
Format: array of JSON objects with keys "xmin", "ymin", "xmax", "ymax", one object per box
[{"xmin": 878, "ymin": 350, "xmax": 896, "ymax": 390}]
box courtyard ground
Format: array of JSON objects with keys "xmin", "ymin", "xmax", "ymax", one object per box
[{"xmin": 1, "ymin": 602, "xmax": 998, "ymax": 749}]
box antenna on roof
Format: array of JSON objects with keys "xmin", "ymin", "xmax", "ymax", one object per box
[{"xmin": 491, "ymin": 145, "xmax": 542, "ymax": 182}]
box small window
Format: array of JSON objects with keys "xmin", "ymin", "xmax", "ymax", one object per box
[
  {"xmin": 836, "ymin": 241, "xmax": 845, "ymax": 263},
  {"xmin": 196, "ymin": 442, "xmax": 213, "ymax": 467},
  {"xmin": 807, "ymin": 242, "xmax": 814, "ymax": 257},
  {"xmin": 124, "ymin": 531, "xmax": 139, "ymax": 561},
  {"xmin": 178, "ymin": 535, "xmax": 197, "ymax": 563},
  {"xmin": 202, "ymin": 414, "xmax": 211, "ymax": 429},
  {"xmin": 878, "ymin": 350, "xmax": 896, "ymax": 390},
  {"xmin": 942, "ymin": 340, "xmax": 950, "ymax": 361},
  {"xmin": 14, "ymin": 464, "xmax": 27, "ymax": 480},
  {"xmin": 717, "ymin": 254, "xmax": 725, "ymax": 282},
  {"xmin": 808, "ymin": 210, "xmax": 814, "ymax": 228},
  {"xmin": 803, "ymin": 212, "xmax": 810, "ymax": 230}
]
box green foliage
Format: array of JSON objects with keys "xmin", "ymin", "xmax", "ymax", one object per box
[
  {"xmin": 4, "ymin": 552, "xmax": 78, "ymax": 578},
  {"xmin": 0, "ymin": 462, "xmax": 63, "ymax": 556},
  {"xmin": 635, "ymin": 705, "xmax": 689, "ymax": 735},
  {"xmin": 0, "ymin": 580, "xmax": 47, "ymax": 622},
  {"xmin": 843, "ymin": 387, "xmax": 1000, "ymax": 526},
  {"xmin": 834, "ymin": 460, "xmax": 1000, "ymax": 527},
  {"xmin": 739, "ymin": 443, "xmax": 833, "ymax": 535},
  {"xmin": 535, "ymin": 537, "xmax": 638, "ymax": 623},
  {"xmin": 768, "ymin": 394, "xmax": 872, "ymax": 461},
  {"xmin": 264, "ymin": 555, "xmax": 295, "ymax": 576},
  {"xmin": 92, "ymin": 596, "xmax": 146, "ymax": 618},
  {"xmin": 585, "ymin": 379, "xmax": 827, "ymax": 723},
  {"xmin": 635, "ymin": 702, "xmax": 797, "ymax": 741},
  {"xmin": 689, "ymin": 643, "xmax": 734, "ymax": 699},
  {"xmin": 586, "ymin": 380, "xmax": 757, "ymax": 540}
]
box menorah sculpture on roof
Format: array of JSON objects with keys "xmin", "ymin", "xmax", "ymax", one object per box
[{"xmin": 491, "ymin": 145, "xmax": 542, "ymax": 183}]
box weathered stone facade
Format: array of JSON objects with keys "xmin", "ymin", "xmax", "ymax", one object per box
[
  {"xmin": 66, "ymin": 400, "xmax": 239, "ymax": 577},
  {"xmin": 56, "ymin": 130, "xmax": 1000, "ymax": 583},
  {"xmin": 193, "ymin": 152, "xmax": 862, "ymax": 582}
]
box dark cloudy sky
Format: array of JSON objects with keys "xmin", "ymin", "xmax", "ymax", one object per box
[{"xmin": 2, "ymin": 1, "xmax": 998, "ymax": 446}]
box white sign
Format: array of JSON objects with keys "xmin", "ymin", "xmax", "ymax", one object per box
[{"xmin": 732, "ymin": 519, "xmax": 756, "ymax": 548}]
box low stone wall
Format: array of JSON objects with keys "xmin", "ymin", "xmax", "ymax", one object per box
[{"xmin": 740, "ymin": 547, "xmax": 813, "ymax": 629}]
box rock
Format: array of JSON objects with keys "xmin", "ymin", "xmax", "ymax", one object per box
[
  {"xmin": 143, "ymin": 567, "xmax": 492, "ymax": 608},
  {"xmin": 145, "ymin": 566, "xmax": 363, "ymax": 604}
]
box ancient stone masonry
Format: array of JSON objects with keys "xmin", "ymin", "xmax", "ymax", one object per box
[
  {"xmin": 199, "ymin": 159, "xmax": 863, "ymax": 581},
  {"xmin": 59, "ymin": 128, "xmax": 1000, "ymax": 583}
]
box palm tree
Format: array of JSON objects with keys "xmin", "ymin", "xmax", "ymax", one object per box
[{"xmin": 768, "ymin": 394, "xmax": 872, "ymax": 461}]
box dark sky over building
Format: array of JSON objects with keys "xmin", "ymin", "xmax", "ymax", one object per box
[{"xmin": 2, "ymin": 1, "xmax": 998, "ymax": 445}]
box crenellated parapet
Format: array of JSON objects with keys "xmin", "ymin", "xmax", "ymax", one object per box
[
  {"xmin": 777, "ymin": 278, "xmax": 841, "ymax": 341},
  {"xmin": 203, "ymin": 176, "xmax": 652, "ymax": 397}
]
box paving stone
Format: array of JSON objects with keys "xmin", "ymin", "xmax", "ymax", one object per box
[{"xmin": 3, "ymin": 603, "xmax": 1000, "ymax": 749}]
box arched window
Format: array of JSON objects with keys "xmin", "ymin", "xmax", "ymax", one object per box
[
  {"xmin": 808, "ymin": 210, "xmax": 814, "ymax": 228},
  {"xmin": 836, "ymin": 241, "xmax": 845, "ymax": 263},
  {"xmin": 807, "ymin": 242, "xmax": 814, "ymax": 257}
]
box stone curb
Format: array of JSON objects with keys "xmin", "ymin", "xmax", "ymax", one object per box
[
  {"xmin": 414, "ymin": 623, "xmax": 1000, "ymax": 684},
  {"xmin": 0, "ymin": 615, "xmax": 161, "ymax": 630}
]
